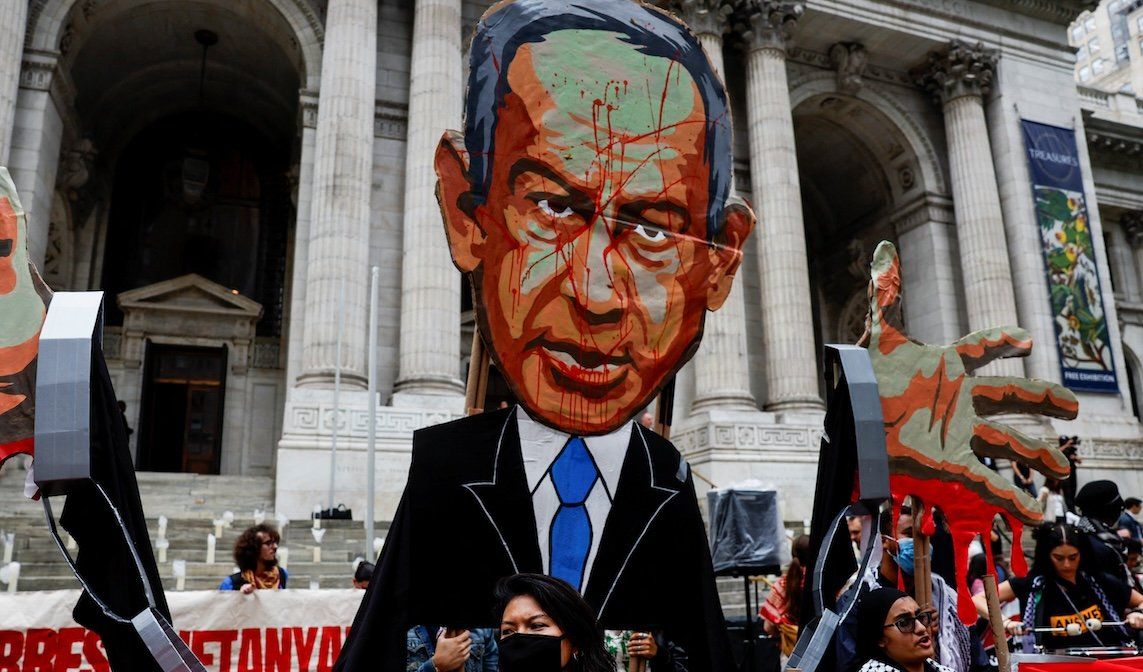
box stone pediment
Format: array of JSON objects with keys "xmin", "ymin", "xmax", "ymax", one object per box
[{"xmin": 118, "ymin": 274, "xmax": 262, "ymax": 319}]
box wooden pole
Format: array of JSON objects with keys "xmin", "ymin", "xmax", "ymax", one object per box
[
  {"xmin": 983, "ymin": 574, "xmax": 1012, "ymax": 672},
  {"xmin": 653, "ymin": 378, "xmax": 676, "ymax": 439},
  {"xmin": 464, "ymin": 328, "xmax": 490, "ymax": 415}
]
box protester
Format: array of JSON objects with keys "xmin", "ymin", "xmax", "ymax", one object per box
[
  {"xmin": 406, "ymin": 626, "xmax": 498, "ymax": 672},
  {"xmin": 219, "ymin": 524, "xmax": 288, "ymax": 593},
  {"xmin": 353, "ymin": 561, "xmax": 374, "ymax": 589},
  {"xmin": 1011, "ymin": 461, "xmax": 1036, "ymax": 499},
  {"xmin": 1059, "ymin": 436, "xmax": 1081, "ymax": 511},
  {"xmin": 760, "ymin": 535, "xmax": 811, "ymax": 659},
  {"xmin": 494, "ymin": 573, "xmax": 615, "ymax": 672},
  {"xmin": 971, "ymin": 522, "xmax": 1143, "ymax": 651},
  {"xmin": 1038, "ymin": 479, "xmax": 1066, "ymax": 523},
  {"xmin": 1125, "ymin": 538, "xmax": 1143, "ymax": 593},
  {"xmin": 1118, "ymin": 497, "xmax": 1143, "ymax": 542},
  {"xmin": 1075, "ymin": 480, "xmax": 1131, "ymax": 581},
  {"xmin": 875, "ymin": 509, "xmax": 970, "ymax": 672},
  {"xmin": 855, "ymin": 587, "xmax": 953, "ymax": 672}
]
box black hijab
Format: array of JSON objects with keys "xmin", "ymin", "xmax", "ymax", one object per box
[{"xmin": 856, "ymin": 586, "xmax": 911, "ymax": 663}]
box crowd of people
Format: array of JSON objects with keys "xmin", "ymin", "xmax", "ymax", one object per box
[{"xmin": 211, "ymin": 440, "xmax": 1143, "ymax": 671}]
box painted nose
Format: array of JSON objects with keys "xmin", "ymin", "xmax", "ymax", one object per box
[{"xmin": 566, "ymin": 217, "xmax": 623, "ymax": 325}]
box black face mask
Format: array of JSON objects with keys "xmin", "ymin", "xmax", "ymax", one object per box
[{"xmin": 498, "ymin": 633, "xmax": 563, "ymax": 672}]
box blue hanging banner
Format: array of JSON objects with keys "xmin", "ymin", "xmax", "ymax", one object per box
[{"xmin": 1021, "ymin": 119, "xmax": 1118, "ymax": 393}]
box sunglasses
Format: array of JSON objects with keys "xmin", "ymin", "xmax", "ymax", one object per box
[{"xmin": 883, "ymin": 610, "xmax": 937, "ymax": 634}]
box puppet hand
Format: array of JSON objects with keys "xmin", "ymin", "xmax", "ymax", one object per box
[{"xmin": 866, "ymin": 242, "xmax": 1078, "ymax": 525}]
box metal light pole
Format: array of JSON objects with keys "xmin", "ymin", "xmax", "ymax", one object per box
[
  {"xmin": 364, "ymin": 267, "xmax": 379, "ymax": 557},
  {"xmin": 327, "ymin": 275, "xmax": 346, "ymax": 513}
]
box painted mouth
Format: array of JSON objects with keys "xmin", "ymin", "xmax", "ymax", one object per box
[
  {"xmin": 536, "ymin": 339, "xmax": 632, "ymax": 399},
  {"xmin": 0, "ymin": 239, "xmax": 11, "ymax": 258},
  {"xmin": 540, "ymin": 340, "xmax": 631, "ymax": 372}
]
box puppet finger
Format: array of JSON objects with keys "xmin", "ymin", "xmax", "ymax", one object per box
[
  {"xmin": 971, "ymin": 418, "xmax": 1070, "ymax": 478},
  {"xmin": 959, "ymin": 463, "xmax": 1046, "ymax": 526},
  {"xmin": 953, "ymin": 327, "xmax": 1032, "ymax": 372},
  {"xmin": 970, "ymin": 377, "xmax": 1079, "ymax": 420}
]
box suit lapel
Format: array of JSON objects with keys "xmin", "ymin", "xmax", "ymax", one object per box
[
  {"xmin": 462, "ymin": 412, "xmax": 543, "ymax": 574},
  {"xmin": 583, "ymin": 426, "xmax": 681, "ymax": 618}
]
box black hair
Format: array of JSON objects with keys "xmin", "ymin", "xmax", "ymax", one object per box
[
  {"xmin": 1030, "ymin": 521, "xmax": 1093, "ymax": 579},
  {"xmin": 464, "ymin": 0, "xmax": 732, "ymax": 240},
  {"xmin": 354, "ymin": 561, "xmax": 374, "ymax": 584},
  {"xmin": 966, "ymin": 553, "xmax": 988, "ymax": 588},
  {"xmin": 1126, "ymin": 497, "xmax": 1142, "ymax": 509},
  {"xmin": 493, "ymin": 573, "xmax": 613, "ymax": 672},
  {"xmin": 233, "ymin": 523, "xmax": 280, "ymax": 572},
  {"xmin": 1125, "ymin": 538, "xmax": 1142, "ymax": 555}
]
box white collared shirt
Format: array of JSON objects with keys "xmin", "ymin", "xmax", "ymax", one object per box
[{"xmin": 515, "ymin": 406, "xmax": 630, "ymax": 591}]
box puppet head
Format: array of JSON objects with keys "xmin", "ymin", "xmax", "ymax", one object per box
[
  {"xmin": 0, "ymin": 167, "xmax": 52, "ymax": 462},
  {"xmin": 436, "ymin": 0, "xmax": 754, "ymax": 435}
]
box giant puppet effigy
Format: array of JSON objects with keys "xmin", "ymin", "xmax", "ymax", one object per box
[
  {"xmin": 865, "ymin": 241, "xmax": 1078, "ymax": 621},
  {"xmin": 335, "ymin": 1, "xmax": 752, "ymax": 669}
]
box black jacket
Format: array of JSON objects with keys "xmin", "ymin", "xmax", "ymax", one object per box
[{"xmin": 335, "ymin": 407, "xmax": 730, "ymax": 671}]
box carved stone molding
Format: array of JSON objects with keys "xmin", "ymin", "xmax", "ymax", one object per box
[
  {"xmin": 890, "ymin": 192, "xmax": 955, "ymax": 235},
  {"xmin": 663, "ymin": 0, "xmax": 734, "ymax": 37},
  {"xmin": 375, "ymin": 101, "xmax": 409, "ymax": 141},
  {"xmin": 1124, "ymin": 211, "xmax": 1143, "ymax": 249},
  {"xmin": 1087, "ymin": 131, "xmax": 1143, "ymax": 158},
  {"xmin": 730, "ymin": 0, "xmax": 804, "ymax": 53},
  {"xmin": 299, "ymin": 89, "xmax": 319, "ymax": 129},
  {"xmin": 672, "ymin": 418, "xmax": 823, "ymax": 455},
  {"xmin": 829, "ymin": 42, "xmax": 867, "ymax": 95},
  {"xmin": 283, "ymin": 403, "xmax": 462, "ymax": 442},
  {"xmin": 914, "ymin": 40, "xmax": 999, "ymax": 105},
  {"xmin": 19, "ymin": 52, "xmax": 57, "ymax": 91}
]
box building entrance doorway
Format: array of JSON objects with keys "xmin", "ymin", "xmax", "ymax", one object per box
[{"xmin": 138, "ymin": 344, "xmax": 227, "ymax": 474}]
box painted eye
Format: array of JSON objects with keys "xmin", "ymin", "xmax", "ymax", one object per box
[
  {"xmin": 538, "ymin": 199, "xmax": 574, "ymax": 218},
  {"xmin": 633, "ymin": 224, "xmax": 666, "ymax": 242}
]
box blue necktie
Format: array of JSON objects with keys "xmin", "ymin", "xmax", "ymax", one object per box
[{"xmin": 549, "ymin": 437, "xmax": 598, "ymax": 591}]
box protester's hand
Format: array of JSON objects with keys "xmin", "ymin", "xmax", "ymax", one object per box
[
  {"xmin": 432, "ymin": 630, "xmax": 471, "ymax": 672},
  {"xmin": 240, "ymin": 583, "xmax": 255, "ymax": 595},
  {"xmin": 865, "ymin": 242, "xmax": 1079, "ymax": 525},
  {"xmin": 1127, "ymin": 612, "xmax": 1143, "ymax": 630},
  {"xmin": 628, "ymin": 632, "xmax": 657, "ymax": 659},
  {"xmin": 1003, "ymin": 618, "xmax": 1025, "ymax": 636}
]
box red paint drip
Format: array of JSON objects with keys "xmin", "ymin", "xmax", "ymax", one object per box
[{"xmin": 891, "ymin": 474, "xmax": 1031, "ymax": 624}]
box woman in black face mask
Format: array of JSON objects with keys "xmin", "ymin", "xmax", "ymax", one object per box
[{"xmin": 493, "ymin": 574, "xmax": 614, "ymax": 672}]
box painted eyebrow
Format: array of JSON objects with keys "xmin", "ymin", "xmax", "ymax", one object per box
[
  {"xmin": 508, "ymin": 158, "xmax": 583, "ymax": 197},
  {"xmin": 617, "ymin": 199, "xmax": 691, "ymax": 229}
]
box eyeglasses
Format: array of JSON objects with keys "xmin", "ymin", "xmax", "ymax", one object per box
[
  {"xmin": 261, "ymin": 540, "xmax": 279, "ymax": 547},
  {"xmin": 883, "ymin": 610, "xmax": 937, "ymax": 634}
]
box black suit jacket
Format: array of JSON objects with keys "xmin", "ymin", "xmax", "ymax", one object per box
[{"xmin": 335, "ymin": 407, "xmax": 731, "ymax": 671}]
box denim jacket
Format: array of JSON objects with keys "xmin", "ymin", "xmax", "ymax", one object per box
[{"xmin": 406, "ymin": 627, "xmax": 498, "ymax": 672}]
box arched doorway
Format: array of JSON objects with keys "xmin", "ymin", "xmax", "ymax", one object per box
[
  {"xmin": 32, "ymin": 0, "xmax": 316, "ymax": 475},
  {"xmin": 791, "ymin": 83, "xmax": 960, "ymax": 378}
]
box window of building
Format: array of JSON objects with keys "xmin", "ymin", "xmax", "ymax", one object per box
[
  {"xmin": 1073, "ymin": 25, "xmax": 1086, "ymax": 42},
  {"xmin": 1110, "ymin": 0, "xmax": 1121, "ymax": 11},
  {"xmin": 1138, "ymin": 15, "xmax": 1143, "ymax": 31},
  {"xmin": 1078, "ymin": 44, "xmax": 1089, "ymax": 60},
  {"xmin": 1080, "ymin": 66, "xmax": 1092, "ymax": 81},
  {"xmin": 1090, "ymin": 37, "xmax": 1101, "ymax": 52},
  {"xmin": 1117, "ymin": 44, "xmax": 1129, "ymax": 61},
  {"xmin": 1093, "ymin": 58, "xmax": 1106, "ymax": 74},
  {"xmin": 1086, "ymin": 16, "xmax": 1097, "ymax": 31}
]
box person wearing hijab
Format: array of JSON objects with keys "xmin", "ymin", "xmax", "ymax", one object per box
[{"xmin": 855, "ymin": 587, "xmax": 954, "ymax": 672}]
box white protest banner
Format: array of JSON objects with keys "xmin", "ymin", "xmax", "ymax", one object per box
[{"xmin": 0, "ymin": 589, "xmax": 365, "ymax": 672}]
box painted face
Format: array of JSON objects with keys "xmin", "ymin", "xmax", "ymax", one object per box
[{"xmin": 439, "ymin": 30, "xmax": 751, "ymax": 434}]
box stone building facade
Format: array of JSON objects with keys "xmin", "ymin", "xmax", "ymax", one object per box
[{"xmin": 2, "ymin": 0, "xmax": 1142, "ymax": 522}]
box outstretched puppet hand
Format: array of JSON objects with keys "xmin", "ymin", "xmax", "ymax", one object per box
[{"xmin": 865, "ymin": 242, "xmax": 1078, "ymax": 526}]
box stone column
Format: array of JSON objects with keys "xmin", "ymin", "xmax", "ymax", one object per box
[
  {"xmin": 1109, "ymin": 215, "xmax": 1141, "ymax": 303},
  {"xmin": 0, "ymin": 0, "xmax": 26, "ymax": 165},
  {"xmin": 394, "ymin": 0, "xmax": 465, "ymax": 400},
  {"xmin": 738, "ymin": 0, "xmax": 822, "ymax": 411},
  {"xmin": 917, "ymin": 41, "xmax": 1021, "ymax": 376},
  {"xmin": 1124, "ymin": 212, "xmax": 1143, "ymax": 303},
  {"xmin": 297, "ymin": 0, "xmax": 377, "ymax": 389},
  {"xmin": 669, "ymin": 0, "xmax": 756, "ymax": 412}
]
